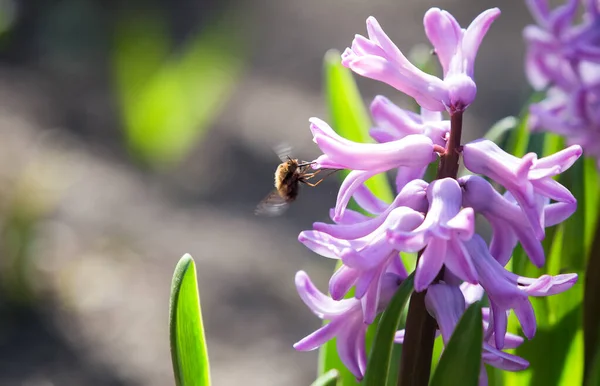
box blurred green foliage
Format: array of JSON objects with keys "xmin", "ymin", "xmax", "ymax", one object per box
[{"xmin": 113, "ymin": 9, "xmax": 244, "ymax": 169}]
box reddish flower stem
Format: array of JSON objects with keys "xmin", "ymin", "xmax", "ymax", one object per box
[{"xmin": 398, "ymin": 110, "xmax": 463, "ymax": 386}]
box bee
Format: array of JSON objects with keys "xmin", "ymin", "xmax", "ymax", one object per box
[{"xmin": 255, "ymin": 144, "xmax": 339, "ymax": 216}]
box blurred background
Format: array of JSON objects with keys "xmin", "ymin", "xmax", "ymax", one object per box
[{"xmin": 0, "ymin": 0, "xmax": 535, "ymax": 385}]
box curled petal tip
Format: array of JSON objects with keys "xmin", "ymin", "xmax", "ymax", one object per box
[
  {"xmin": 294, "ymin": 271, "xmax": 309, "ymax": 287},
  {"xmin": 424, "ymin": 7, "xmax": 442, "ymax": 16},
  {"xmin": 486, "ymin": 7, "xmax": 502, "ymax": 16},
  {"xmin": 341, "ymin": 48, "xmax": 354, "ymax": 65}
]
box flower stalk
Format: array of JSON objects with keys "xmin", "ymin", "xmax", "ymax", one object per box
[{"xmin": 399, "ymin": 110, "xmax": 463, "ymax": 386}]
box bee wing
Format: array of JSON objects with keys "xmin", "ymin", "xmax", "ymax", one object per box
[
  {"xmin": 273, "ymin": 142, "xmax": 293, "ymax": 163},
  {"xmin": 255, "ymin": 190, "xmax": 290, "ymax": 217}
]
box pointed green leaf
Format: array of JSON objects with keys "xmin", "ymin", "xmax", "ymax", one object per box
[
  {"xmin": 363, "ymin": 273, "xmax": 414, "ymax": 386},
  {"xmin": 323, "ymin": 49, "xmax": 394, "ymax": 205},
  {"xmin": 429, "ymin": 302, "xmax": 483, "ymax": 386},
  {"xmin": 311, "ymin": 370, "xmax": 340, "ymax": 386},
  {"xmin": 169, "ymin": 254, "xmax": 211, "ymax": 386}
]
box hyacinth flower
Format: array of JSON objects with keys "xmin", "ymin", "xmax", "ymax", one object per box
[
  {"xmin": 293, "ymin": 270, "xmax": 404, "ymax": 380},
  {"xmin": 292, "ymin": 5, "xmax": 583, "ymax": 384},
  {"xmin": 459, "ymin": 174, "xmax": 576, "ymax": 266},
  {"xmin": 370, "ymin": 95, "xmax": 450, "ymax": 191},
  {"xmin": 524, "ymin": 0, "xmax": 600, "ymax": 91},
  {"xmin": 342, "ymin": 8, "xmax": 501, "ymax": 113},
  {"xmin": 465, "ymin": 234, "xmax": 577, "ymax": 348},
  {"xmin": 462, "ymin": 139, "xmax": 581, "ymax": 240},
  {"xmin": 387, "ymin": 178, "xmax": 478, "ymax": 291},
  {"xmin": 524, "ymin": 0, "xmax": 600, "ymax": 162}
]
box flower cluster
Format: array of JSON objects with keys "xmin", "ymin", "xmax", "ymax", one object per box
[
  {"xmin": 293, "ymin": 6, "xmax": 581, "ymax": 384},
  {"xmin": 524, "ymin": 0, "xmax": 600, "ymax": 163}
]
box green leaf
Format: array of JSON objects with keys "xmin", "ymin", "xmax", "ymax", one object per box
[
  {"xmin": 429, "ymin": 302, "xmax": 483, "ymax": 386},
  {"xmin": 311, "ymin": 370, "xmax": 340, "ymax": 386},
  {"xmin": 363, "ymin": 273, "xmax": 415, "ymax": 386},
  {"xmin": 323, "ymin": 49, "xmax": 394, "ymax": 206},
  {"xmin": 586, "ymin": 332, "xmax": 600, "ymax": 386},
  {"xmin": 559, "ymin": 158, "xmax": 586, "ymax": 271},
  {"xmin": 169, "ymin": 254, "xmax": 211, "ymax": 386},
  {"xmin": 505, "ymin": 302, "xmax": 582, "ymax": 386},
  {"xmin": 484, "ymin": 116, "xmax": 518, "ymax": 146},
  {"xmin": 558, "ymin": 327, "xmax": 583, "ymax": 385},
  {"xmin": 504, "ymin": 92, "xmax": 544, "ymax": 158},
  {"xmin": 113, "ymin": 10, "xmax": 244, "ymax": 169}
]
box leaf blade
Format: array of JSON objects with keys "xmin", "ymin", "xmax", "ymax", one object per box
[
  {"xmin": 169, "ymin": 254, "xmax": 211, "ymax": 386},
  {"xmin": 429, "ymin": 302, "xmax": 483, "ymax": 386},
  {"xmin": 363, "ymin": 273, "xmax": 415, "ymax": 386},
  {"xmin": 311, "ymin": 370, "xmax": 340, "ymax": 386}
]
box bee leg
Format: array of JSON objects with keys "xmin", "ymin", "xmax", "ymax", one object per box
[
  {"xmin": 301, "ymin": 169, "xmax": 339, "ymax": 186},
  {"xmin": 301, "ymin": 168, "xmax": 323, "ymax": 179},
  {"xmin": 303, "ymin": 178, "xmax": 327, "ymax": 187},
  {"xmin": 301, "ymin": 172, "xmax": 320, "ymax": 179}
]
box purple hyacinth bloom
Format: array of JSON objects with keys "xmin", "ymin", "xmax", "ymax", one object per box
[
  {"xmin": 299, "ymin": 203, "xmax": 424, "ymax": 323},
  {"xmin": 459, "ymin": 175, "xmax": 576, "ymax": 266},
  {"xmin": 370, "ymin": 95, "xmax": 450, "ymax": 191},
  {"xmin": 462, "ymin": 139, "xmax": 582, "ymax": 240},
  {"xmin": 524, "ymin": 0, "xmax": 600, "ymax": 90},
  {"xmin": 529, "ymin": 84, "xmax": 600, "ymax": 164},
  {"xmin": 294, "ymin": 270, "xmax": 401, "ymax": 380},
  {"xmin": 524, "ymin": 0, "xmax": 600, "ymax": 163},
  {"xmin": 369, "ymin": 95, "xmax": 449, "ymax": 146},
  {"xmin": 341, "ymin": 8, "xmax": 500, "ymax": 113},
  {"xmin": 394, "ymin": 284, "xmax": 529, "ymax": 384},
  {"xmin": 465, "ymin": 234, "xmax": 578, "ymax": 348},
  {"xmin": 292, "ymin": 4, "xmax": 584, "ymax": 381},
  {"xmin": 387, "ymin": 178, "xmax": 477, "ymax": 291},
  {"xmin": 309, "ymin": 117, "xmax": 435, "ymax": 172}
]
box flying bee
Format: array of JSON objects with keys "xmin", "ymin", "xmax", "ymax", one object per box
[{"xmin": 255, "ymin": 144, "xmax": 340, "ymax": 216}]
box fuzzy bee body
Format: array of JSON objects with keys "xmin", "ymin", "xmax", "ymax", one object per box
[
  {"xmin": 274, "ymin": 160, "xmax": 302, "ymax": 202},
  {"xmin": 255, "ymin": 145, "xmax": 339, "ymax": 217}
]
